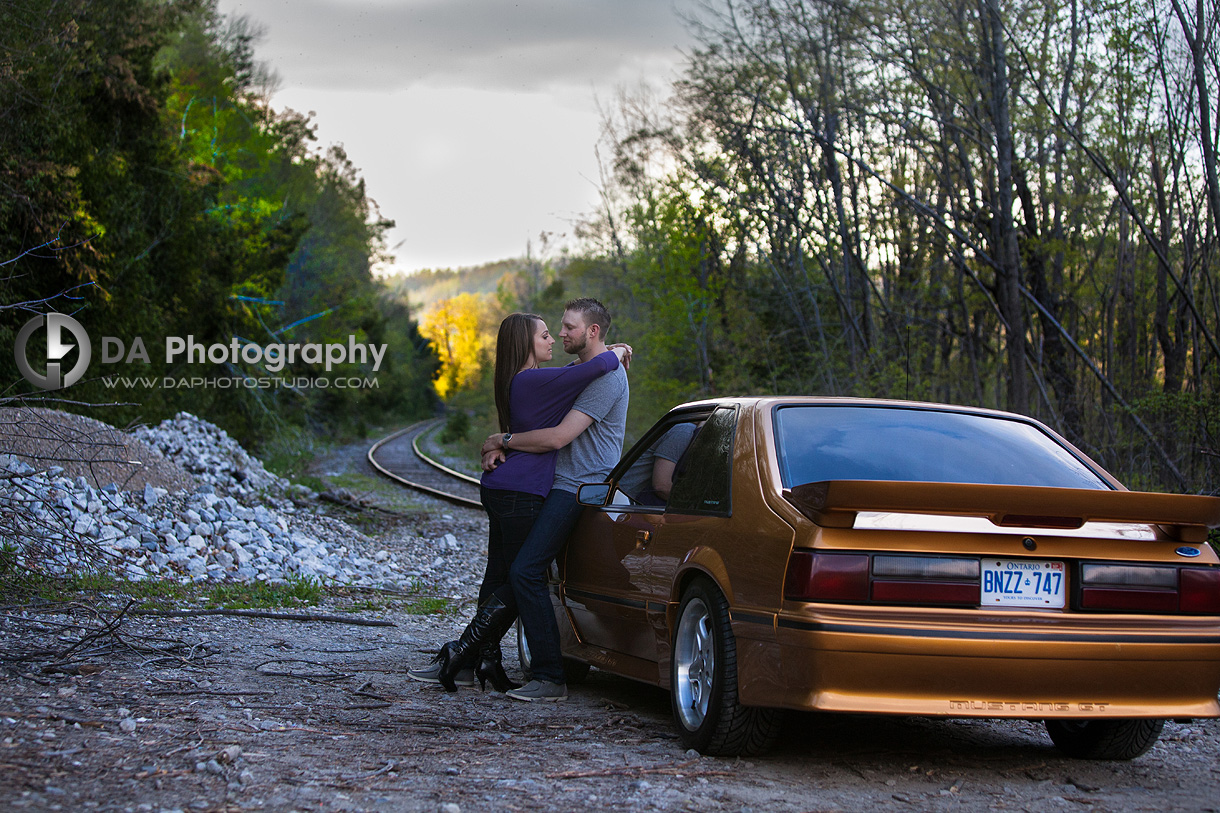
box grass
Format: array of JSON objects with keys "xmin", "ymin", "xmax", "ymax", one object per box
[
  {"xmin": 324, "ymin": 470, "xmax": 430, "ymax": 514},
  {"xmin": 2, "ymin": 571, "xmax": 454, "ymax": 616},
  {"xmin": 417, "ymin": 419, "xmax": 488, "ymax": 479},
  {"xmin": 2, "ymin": 570, "xmax": 321, "ymax": 610},
  {"xmin": 205, "ymin": 575, "xmax": 323, "ymax": 609},
  {"xmin": 3, "ymin": 571, "xmax": 193, "ymax": 606},
  {"xmin": 403, "ymin": 596, "xmax": 451, "ymax": 614},
  {"xmin": 329, "ymin": 582, "xmax": 454, "ymax": 616},
  {"xmin": 258, "ymin": 423, "xmax": 328, "ymax": 483}
]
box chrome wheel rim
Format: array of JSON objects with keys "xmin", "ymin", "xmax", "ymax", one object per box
[
  {"xmin": 674, "ymin": 597, "xmax": 714, "ymax": 730},
  {"xmin": 516, "ymin": 619, "xmax": 532, "ymax": 672}
]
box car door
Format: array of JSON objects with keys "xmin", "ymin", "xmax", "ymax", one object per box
[
  {"xmin": 560, "ymin": 503, "xmax": 662, "ymax": 662},
  {"xmin": 560, "ymin": 406, "xmax": 736, "ymax": 665},
  {"xmin": 633, "ymin": 406, "xmax": 737, "ymax": 664}
]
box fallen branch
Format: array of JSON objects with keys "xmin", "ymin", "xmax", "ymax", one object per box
[
  {"xmin": 132, "ymin": 608, "xmax": 395, "ymax": 627},
  {"xmin": 340, "ymin": 760, "xmax": 397, "ymax": 782},
  {"xmin": 152, "ymin": 689, "xmax": 276, "ymax": 697},
  {"xmin": 342, "ymin": 702, "xmax": 392, "ymax": 710},
  {"xmin": 254, "ymin": 659, "xmax": 352, "ymax": 680},
  {"xmin": 47, "ymin": 712, "xmax": 104, "ymax": 728},
  {"xmin": 55, "ymin": 599, "xmax": 135, "ymax": 662},
  {"xmin": 40, "ymin": 661, "xmax": 105, "ymax": 676},
  {"xmin": 391, "ymin": 717, "xmax": 485, "ymax": 732},
  {"xmin": 547, "ymin": 759, "xmax": 734, "ymax": 780}
]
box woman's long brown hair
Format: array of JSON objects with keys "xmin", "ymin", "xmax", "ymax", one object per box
[{"xmin": 493, "ymin": 312, "xmax": 543, "ymax": 433}]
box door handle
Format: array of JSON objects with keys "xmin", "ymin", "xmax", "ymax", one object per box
[{"xmin": 635, "ymin": 529, "xmax": 652, "ymax": 547}]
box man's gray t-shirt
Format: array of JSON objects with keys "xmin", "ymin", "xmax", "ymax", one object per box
[{"xmin": 553, "ymin": 364, "xmax": 629, "ymax": 493}]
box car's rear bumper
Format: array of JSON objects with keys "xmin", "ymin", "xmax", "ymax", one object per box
[{"xmin": 735, "ymin": 604, "xmax": 1220, "ymax": 718}]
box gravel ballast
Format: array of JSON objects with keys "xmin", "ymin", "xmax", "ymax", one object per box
[{"xmin": 0, "ymin": 410, "xmax": 473, "ymax": 590}]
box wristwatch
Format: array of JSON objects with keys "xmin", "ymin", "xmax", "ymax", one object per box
[{"xmin": 501, "ymin": 433, "xmax": 513, "ymax": 449}]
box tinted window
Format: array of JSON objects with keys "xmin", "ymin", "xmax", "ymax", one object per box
[
  {"xmin": 668, "ymin": 407, "xmax": 737, "ymax": 515},
  {"xmin": 774, "ymin": 406, "xmax": 1109, "ymax": 490}
]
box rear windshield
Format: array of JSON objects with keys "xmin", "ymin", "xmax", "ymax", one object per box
[{"xmin": 774, "ymin": 405, "xmax": 1110, "ymax": 490}]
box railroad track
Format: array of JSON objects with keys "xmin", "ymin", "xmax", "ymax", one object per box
[{"xmin": 367, "ymin": 419, "xmax": 483, "ymax": 509}]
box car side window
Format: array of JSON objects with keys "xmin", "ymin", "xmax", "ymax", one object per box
[{"xmin": 666, "ymin": 406, "xmax": 736, "ymax": 516}]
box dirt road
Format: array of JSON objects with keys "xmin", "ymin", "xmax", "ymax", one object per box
[
  {"xmin": 4, "ymin": 596, "xmax": 1219, "ymax": 813},
  {"xmin": 3, "ymin": 432, "xmax": 1219, "ymax": 812}
]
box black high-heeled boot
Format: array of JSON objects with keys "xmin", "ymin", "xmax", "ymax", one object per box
[
  {"xmin": 436, "ymin": 595, "xmax": 516, "ymax": 692},
  {"xmin": 476, "ymin": 641, "xmax": 520, "ymax": 692}
]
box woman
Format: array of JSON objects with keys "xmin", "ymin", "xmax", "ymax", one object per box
[{"xmin": 408, "ymin": 312, "xmax": 624, "ymax": 691}]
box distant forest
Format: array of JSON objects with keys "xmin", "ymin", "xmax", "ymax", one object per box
[{"xmin": 4, "ymin": 0, "xmax": 1218, "ymax": 495}]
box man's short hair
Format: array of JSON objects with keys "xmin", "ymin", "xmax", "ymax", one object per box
[{"xmin": 565, "ymin": 297, "xmax": 611, "ymax": 337}]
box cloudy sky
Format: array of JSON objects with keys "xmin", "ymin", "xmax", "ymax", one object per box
[{"xmin": 214, "ymin": 0, "xmax": 695, "ymax": 274}]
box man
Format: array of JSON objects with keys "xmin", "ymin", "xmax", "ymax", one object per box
[{"xmin": 480, "ymin": 297, "xmax": 630, "ymax": 701}]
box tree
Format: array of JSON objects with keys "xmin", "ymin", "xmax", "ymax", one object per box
[
  {"xmin": 579, "ymin": 0, "xmax": 1220, "ymax": 490},
  {"xmin": 419, "ymin": 293, "xmax": 492, "ymax": 399}
]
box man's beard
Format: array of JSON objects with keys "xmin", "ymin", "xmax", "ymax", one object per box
[{"xmin": 565, "ymin": 333, "xmax": 587, "ymax": 355}]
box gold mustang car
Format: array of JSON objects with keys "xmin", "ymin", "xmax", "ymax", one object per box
[{"xmin": 542, "ymin": 398, "xmax": 1220, "ymax": 757}]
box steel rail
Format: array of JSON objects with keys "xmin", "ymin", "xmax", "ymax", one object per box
[{"xmin": 367, "ymin": 419, "xmax": 483, "ymax": 509}]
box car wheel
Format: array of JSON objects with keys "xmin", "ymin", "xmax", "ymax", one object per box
[
  {"xmin": 515, "ymin": 620, "xmax": 590, "ymax": 685},
  {"xmin": 670, "ymin": 579, "xmax": 781, "ymax": 756},
  {"xmin": 1044, "ymin": 718, "xmax": 1165, "ymax": 760}
]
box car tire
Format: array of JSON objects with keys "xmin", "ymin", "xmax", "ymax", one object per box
[
  {"xmin": 1044, "ymin": 718, "xmax": 1165, "ymax": 760},
  {"xmin": 670, "ymin": 578, "xmax": 781, "ymax": 756},
  {"xmin": 515, "ymin": 620, "xmax": 590, "ymax": 685}
]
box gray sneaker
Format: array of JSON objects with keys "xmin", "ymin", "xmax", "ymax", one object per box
[
  {"xmin": 407, "ymin": 658, "xmax": 474, "ymax": 687},
  {"xmin": 506, "ymin": 679, "xmax": 567, "ymax": 702}
]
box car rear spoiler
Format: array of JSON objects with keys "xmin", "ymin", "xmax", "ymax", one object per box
[{"xmin": 782, "ymin": 480, "xmax": 1220, "ymax": 542}]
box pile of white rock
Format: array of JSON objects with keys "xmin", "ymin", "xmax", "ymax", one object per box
[
  {"xmin": 132, "ymin": 412, "xmax": 297, "ymax": 503},
  {"xmin": 0, "ymin": 413, "xmax": 404, "ymax": 587}
]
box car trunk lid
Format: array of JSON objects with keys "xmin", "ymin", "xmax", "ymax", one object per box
[{"xmin": 782, "ymin": 480, "xmax": 1220, "ymax": 543}]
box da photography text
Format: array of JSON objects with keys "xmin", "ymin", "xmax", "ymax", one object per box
[
  {"xmin": 104, "ymin": 335, "xmax": 388, "ymax": 373},
  {"xmin": 15, "ymin": 312, "xmax": 388, "ymax": 391}
]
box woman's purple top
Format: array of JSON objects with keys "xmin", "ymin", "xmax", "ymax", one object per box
[{"xmin": 481, "ymin": 350, "xmax": 619, "ymax": 498}]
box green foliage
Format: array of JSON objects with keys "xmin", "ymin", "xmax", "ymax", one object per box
[
  {"xmin": 404, "ymin": 596, "xmax": 451, "ymax": 615},
  {"xmin": 565, "ymin": 0, "xmax": 1220, "ymax": 494},
  {"xmin": 257, "ymin": 422, "xmax": 324, "ymax": 482},
  {"xmin": 1, "ymin": 571, "xmax": 192, "ymax": 606},
  {"xmin": 0, "ymin": 542, "xmax": 20, "ymax": 575},
  {"xmin": 0, "ymin": 0, "xmax": 437, "ymax": 447},
  {"xmin": 206, "ymin": 575, "xmax": 322, "ymax": 609},
  {"xmin": 439, "ymin": 410, "xmax": 471, "ymax": 443},
  {"xmin": 385, "ymin": 259, "xmax": 531, "ymax": 313}
]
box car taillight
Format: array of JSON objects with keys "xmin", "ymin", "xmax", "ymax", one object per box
[
  {"xmin": 784, "ymin": 551, "xmax": 869, "ymax": 601},
  {"xmin": 784, "ymin": 552, "xmax": 978, "ymax": 606},
  {"xmin": 1080, "ymin": 563, "xmax": 1178, "ymax": 611},
  {"xmin": 1179, "ymin": 568, "xmax": 1220, "ymax": 613},
  {"xmin": 872, "ymin": 555, "xmax": 979, "ymax": 580},
  {"xmin": 871, "ymin": 555, "xmax": 979, "ymax": 606},
  {"xmin": 870, "ymin": 581, "xmax": 979, "ymax": 604},
  {"xmin": 1079, "ymin": 564, "xmax": 1220, "ymax": 614},
  {"xmin": 785, "ymin": 552, "xmax": 1220, "ymax": 615}
]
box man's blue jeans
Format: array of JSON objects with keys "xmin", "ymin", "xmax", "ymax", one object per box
[{"xmin": 498, "ymin": 488, "xmax": 583, "ymax": 684}]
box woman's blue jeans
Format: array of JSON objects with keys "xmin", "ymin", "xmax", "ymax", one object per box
[{"xmin": 478, "ymin": 485, "xmax": 545, "ymax": 606}]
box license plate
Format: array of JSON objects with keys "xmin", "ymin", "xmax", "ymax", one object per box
[{"xmin": 981, "ymin": 559, "xmax": 1066, "ymax": 608}]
